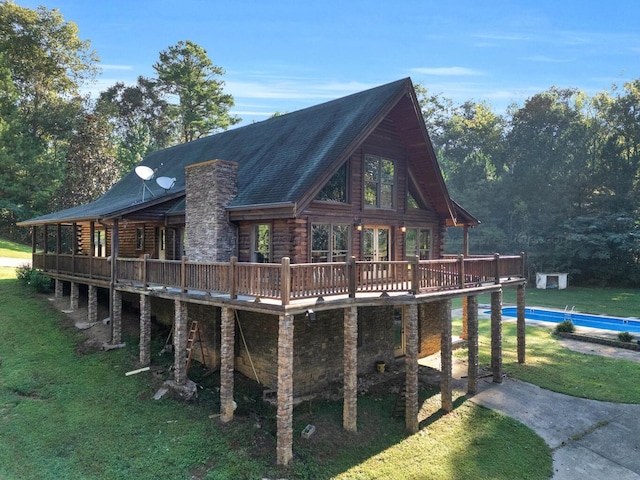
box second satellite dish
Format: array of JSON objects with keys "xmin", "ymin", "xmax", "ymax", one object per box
[
  {"xmin": 135, "ymin": 165, "xmax": 155, "ymax": 181},
  {"xmin": 156, "ymin": 177, "xmax": 176, "ymax": 191}
]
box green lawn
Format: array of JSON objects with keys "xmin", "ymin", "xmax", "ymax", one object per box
[
  {"xmin": 0, "ymin": 238, "xmax": 31, "ymax": 259},
  {"xmin": 0, "ymin": 265, "xmax": 552, "ymax": 480}
]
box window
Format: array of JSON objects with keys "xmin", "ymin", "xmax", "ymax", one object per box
[
  {"xmin": 364, "ymin": 154, "xmax": 395, "ymax": 209},
  {"xmin": 94, "ymin": 230, "xmax": 105, "ymax": 257},
  {"xmin": 405, "ymin": 228, "xmax": 431, "ymax": 260},
  {"xmin": 253, "ymin": 224, "xmax": 271, "ymax": 262},
  {"xmin": 311, "ymin": 223, "xmax": 350, "ymax": 262},
  {"xmin": 316, "ymin": 163, "xmax": 347, "ymax": 203},
  {"xmin": 407, "ymin": 191, "xmax": 420, "ymax": 209},
  {"xmin": 136, "ymin": 227, "xmax": 144, "ymax": 250}
]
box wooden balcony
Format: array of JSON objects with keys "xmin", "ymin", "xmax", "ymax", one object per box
[{"xmin": 33, "ymin": 253, "xmax": 525, "ymax": 305}]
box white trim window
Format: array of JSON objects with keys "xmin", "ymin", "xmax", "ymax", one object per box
[
  {"xmin": 405, "ymin": 228, "xmax": 431, "ymax": 260},
  {"xmin": 311, "ymin": 223, "xmax": 350, "ymax": 262},
  {"xmin": 364, "ymin": 154, "xmax": 395, "ymax": 209}
]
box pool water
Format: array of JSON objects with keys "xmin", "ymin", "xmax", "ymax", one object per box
[{"xmin": 498, "ymin": 307, "xmax": 640, "ymax": 333}]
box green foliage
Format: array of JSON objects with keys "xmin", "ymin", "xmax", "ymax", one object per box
[
  {"xmin": 618, "ymin": 331, "xmax": 634, "ymax": 342},
  {"xmin": 154, "ymin": 40, "xmax": 240, "ymax": 143},
  {"xmin": 15, "ymin": 264, "xmax": 52, "ymax": 292},
  {"xmin": 554, "ymin": 320, "xmax": 575, "ymax": 333}
]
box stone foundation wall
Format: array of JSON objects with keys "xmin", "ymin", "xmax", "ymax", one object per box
[{"xmin": 418, "ymin": 301, "xmax": 449, "ymax": 357}]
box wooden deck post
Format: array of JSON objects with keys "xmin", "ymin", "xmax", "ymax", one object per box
[
  {"xmin": 173, "ymin": 299, "xmax": 188, "ymax": 385},
  {"xmin": 229, "ymin": 257, "xmax": 237, "ymax": 300},
  {"xmin": 493, "ymin": 253, "xmax": 500, "ymax": 284},
  {"xmin": 517, "ymin": 283, "xmax": 526, "ymax": 364},
  {"xmin": 440, "ymin": 299, "xmax": 453, "ymax": 413},
  {"xmin": 88, "ymin": 285, "xmax": 97, "ymax": 324},
  {"xmin": 181, "ymin": 256, "xmax": 187, "ymax": 293},
  {"xmin": 220, "ymin": 307, "xmax": 235, "ymax": 423},
  {"xmin": 348, "ymin": 256, "xmax": 356, "ymax": 298},
  {"xmin": 142, "ymin": 253, "xmax": 150, "ymax": 289},
  {"xmin": 491, "ymin": 290, "xmax": 503, "ymax": 383},
  {"xmin": 139, "ymin": 294, "xmax": 151, "ymax": 367},
  {"xmin": 280, "ymin": 257, "xmax": 291, "ymax": 306},
  {"xmin": 276, "ymin": 314, "xmax": 294, "ymax": 466},
  {"xmin": 410, "ymin": 255, "xmax": 419, "ymax": 294},
  {"xmin": 467, "ymin": 295, "xmax": 479, "ymax": 395},
  {"xmin": 405, "ymin": 303, "xmax": 419, "ymax": 433},
  {"xmin": 343, "ymin": 306, "xmax": 358, "ymax": 432}
]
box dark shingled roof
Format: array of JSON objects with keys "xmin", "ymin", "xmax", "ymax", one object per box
[{"xmin": 21, "ymin": 78, "xmax": 473, "ymax": 226}]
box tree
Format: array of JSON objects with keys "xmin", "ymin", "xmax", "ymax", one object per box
[
  {"xmin": 153, "ymin": 40, "xmax": 239, "ymax": 143},
  {"xmin": 95, "ymin": 76, "xmax": 174, "ymax": 173},
  {"xmin": 0, "ymin": 1, "xmax": 98, "ymax": 140},
  {"xmin": 55, "ymin": 114, "xmax": 120, "ymax": 210}
]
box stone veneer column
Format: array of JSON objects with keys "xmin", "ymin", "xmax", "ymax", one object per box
[
  {"xmin": 220, "ymin": 307, "xmax": 235, "ymax": 423},
  {"xmin": 139, "ymin": 294, "xmax": 151, "ymax": 367},
  {"xmin": 173, "ymin": 300, "xmax": 188, "ymax": 385},
  {"xmin": 70, "ymin": 282, "xmax": 79, "ymax": 310},
  {"xmin": 517, "ymin": 284, "xmax": 526, "ymax": 364},
  {"xmin": 55, "ymin": 279, "xmax": 63, "ymax": 299},
  {"xmin": 461, "ymin": 296, "xmax": 468, "ymax": 340},
  {"xmin": 343, "ymin": 306, "xmax": 358, "ymax": 433},
  {"xmin": 467, "ymin": 295, "xmax": 479, "ymax": 395},
  {"xmin": 276, "ymin": 314, "xmax": 294, "ymax": 466},
  {"xmin": 491, "ymin": 290, "xmax": 503, "ymax": 383},
  {"xmin": 440, "ymin": 299, "xmax": 453, "ymax": 413},
  {"xmin": 184, "ymin": 159, "xmax": 238, "ymax": 262},
  {"xmin": 87, "ymin": 285, "xmax": 97, "ymax": 324},
  {"xmin": 405, "ymin": 303, "xmax": 419, "ymax": 434},
  {"xmin": 111, "ymin": 290, "xmax": 122, "ymax": 344}
]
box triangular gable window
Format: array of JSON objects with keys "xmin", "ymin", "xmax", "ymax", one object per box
[
  {"xmin": 316, "ymin": 163, "xmax": 347, "ymax": 203},
  {"xmin": 407, "ymin": 191, "xmax": 420, "ymax": 209}
]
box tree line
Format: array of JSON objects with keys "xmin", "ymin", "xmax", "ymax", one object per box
[
  {"xmin": 417, "ymin": 82, "xmax": 640, "ymax": 287},
  {"xmin": 0, "ymin": 1, "xmax": 238, "ymax": 241},
  {"xmin": 1, "ymin": 2, "xmax": 638, "ymax": 286}
]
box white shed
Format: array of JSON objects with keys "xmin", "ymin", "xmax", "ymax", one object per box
[{"xmin": 536, "ymin": 272, "xmax": 568, "ymax": 289}]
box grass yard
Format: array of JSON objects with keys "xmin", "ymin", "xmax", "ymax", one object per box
[
  {"xmin": 0, "ymin": 238, "xmax": 32, "ymax": 259},
  {"xmin": 0, "ymin": 265, "xmax": 552, "ymax": 480}
]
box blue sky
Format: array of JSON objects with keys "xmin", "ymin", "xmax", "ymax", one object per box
[{"xmin": 17, "ymin": 0, "xmax": 640, "ymax": 126}]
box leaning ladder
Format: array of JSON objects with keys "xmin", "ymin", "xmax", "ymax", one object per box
[{"xmin": 185, "ymin": 321, "xmax": 207, "ymax": 373}]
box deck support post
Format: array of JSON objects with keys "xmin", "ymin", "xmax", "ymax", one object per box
[
  {"xmin": 88, "ymin": 285, "xmax": 97, "ymax": 324},
  {"xmin": 139, "ymin": 294, "xmax": 151, "ymax": 367},
  {"xmin": 55, "ymin": 279, "xmax": 63, "ymax": 299},
  {"xmin": 276, "ymin": 314, "xmax": 294, "ymax": 466},
  {"xmin": 173, "ymin": 299, "xmax": 188, "ymax": 385},
  {"xmin": 111, "ymin": 290, "xmax": 122, "ymax": 344},
  {"xmin": 517, "ymin": 283, "xmax": 526, "ymax": 364},
  {"xmin": 70, "ymin": 282, "xmax": 79, "ymax": 310},
  {"xmin": 220, "ymin": 307, "xmax": 235, "ymax": 423},
  {"xmin": 405, "ymin": 303, "xmax": 419, "ymax": 433},
  {"xmin": 343, "ymin": 306, "xmax": 358, "ymax": 432},
  {"xmin": 440, "ymin": 299, "xmax": 453, "ymax": 413},
  {"xmin": 467, "ymin": 295, "xmax": 479, "ymax": 395},
  {"xmin": 491, "ymin": 290, "xmax": 503, "ymax": 383}
]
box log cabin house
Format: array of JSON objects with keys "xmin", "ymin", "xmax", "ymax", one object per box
[{"xmin": 19, "ymin": 78, "xmax": 527, "ymax": 465}]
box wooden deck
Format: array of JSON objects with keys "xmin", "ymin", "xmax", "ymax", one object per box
[{"xmin": 33, "ymin": 253, "xmax": 525, "ymax": 306}]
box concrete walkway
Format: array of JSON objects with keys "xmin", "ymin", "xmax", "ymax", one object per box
[
  {"xmin": 0, "ymin": 256, "xmax": 31, "ymax": 267},
  {"xmin": 471, "ymin": 376, "xmax": 640, "ymax": 479}
]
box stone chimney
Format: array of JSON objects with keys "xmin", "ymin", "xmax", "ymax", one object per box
[{"xmin": 185, "ymin": 159, "xmax": 238, "ymax": 262}]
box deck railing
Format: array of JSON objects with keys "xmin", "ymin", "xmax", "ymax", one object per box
[{"xmin": 32, "ymin": 252, "xmax": 525, "ymax": 304}]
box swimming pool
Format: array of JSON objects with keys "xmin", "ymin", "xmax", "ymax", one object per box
[{"xmin": 499, "ymin": 307, "xmax": 640, "ymax": 333}]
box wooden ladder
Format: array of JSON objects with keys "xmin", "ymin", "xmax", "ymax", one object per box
[{"xmin": 185, "ymin": 321, "xmax": 207, "ymax": 373}]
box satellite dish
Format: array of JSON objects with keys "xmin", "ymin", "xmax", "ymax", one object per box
[
  {"xmin": 156, "ymin": 176, "xmax": 176, "ymax": 191},
  {"xmin": 135, "ymin": 165, "xmax": 155, "ymax": 181}
]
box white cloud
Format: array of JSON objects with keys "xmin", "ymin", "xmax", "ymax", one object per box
[{"xmin": 410, "ymin": 67, "xmax": 486, "ymax": 77}]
